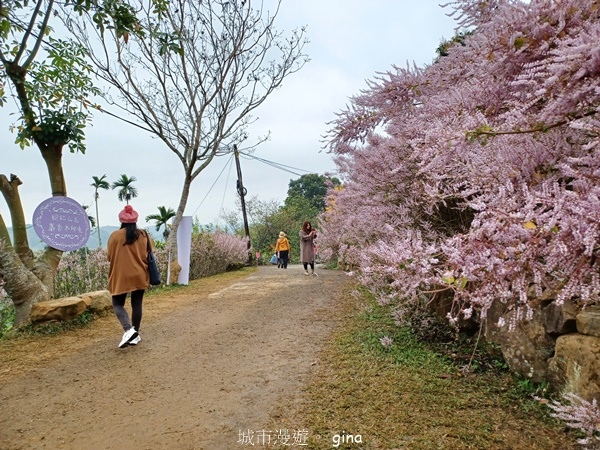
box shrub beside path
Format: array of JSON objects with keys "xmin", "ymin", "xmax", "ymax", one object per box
[{"xmin": 0, "ymin": 265, "xmax": 348, "ymax": 450}]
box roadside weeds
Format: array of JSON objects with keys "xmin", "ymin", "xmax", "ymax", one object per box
[{"xmin": 269, "ymin": 283, "xmax": 578, "ymax": 450}]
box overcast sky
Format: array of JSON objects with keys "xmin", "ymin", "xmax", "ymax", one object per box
[{"xmin": 1, "ymin": 1, "xmax": 458, "ymax": 234}]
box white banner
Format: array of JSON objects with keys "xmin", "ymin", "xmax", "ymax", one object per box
[{"xmin": 177, "ymin": 216, "xmax": 193, "ymax": 285}]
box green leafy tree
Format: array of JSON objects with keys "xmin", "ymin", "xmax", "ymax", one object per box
[
  {"xmin": 435, "ymin": 31, "xmax": 473, "ymax": 60},
  {"xmin": 111, "ymin": 174, "xmax": 138, "ymax": 204},
  {"xmin": 241, "ymin": 195, "xmax": 313, "ymax": 264},
  {"xmin": 232, "ymin": 174, "xmax": 339, "ymax": 264},
  {"xmin": 219, "ymin": 209, "xmax": 243, "ymax": 235},
  {"xmin": 145, "ymin": 206, "xmax": 176, "ymax": 241},
  {"xmin": 0, "ymin": 1, "xmax": 159, "ymax": 326},
  {"xmin": 245, "ymin": 196, "xmax": 283, "ymax": 259},
  {"xmin": 91, "ymin": 174, "xmax": 110, "ymax": 246},
  {"xmin": 286, "ymin": 174, "xmax": 341, "ymax": 212}
]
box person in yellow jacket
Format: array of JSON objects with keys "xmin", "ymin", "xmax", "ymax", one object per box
[{"xmin": 274, "ymin": 231, "xmax": 291, "ymax": 269}]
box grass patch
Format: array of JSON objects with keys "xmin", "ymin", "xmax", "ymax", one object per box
[
  {"xmin": 0, "ymin": 298, "xmax": 15, "ymax": 338},
  {"xmin": 18, "ymin": 310, "xmax": 96, "ymax": 336},
  {"xmin": 270, "ymin": 284, "xmax": 577, "ymax": 449}
]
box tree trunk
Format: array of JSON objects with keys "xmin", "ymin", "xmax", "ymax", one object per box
[
  {"xmin": 39, "ymin": 144, "xmax": 67, "ymax": 197},
  {"xmin": 167, "ymin": 174, "xmax": 193, "ymax": 284},
  {"xmin": 95, "ymin": 194, "xmax": 101, "ymax": 247},
  {"xmin": 2, "ymin": 46, "xmax": 68, "ymax": 327},
  {"xmin": 0, "ymin": 243, "xmax": 51, "ymax": 326},
  {"xmin": 0, "ymin": 175, "xmax": 33, "ymax": 268},
  {"xmin": 0, "ymin": 143, "xmax": 66, "ymax": 326}
]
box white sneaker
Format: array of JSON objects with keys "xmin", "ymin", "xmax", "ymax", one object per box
[
  {"xmin": 118, "ymin": 328, "xmax": 138, "ymax": 348},
  {"xmin": 304, "ymin": 270, "xmax": 310, "ymax": 276},
  {"xmin": 312, "ymin": 271, "xmax": 318, "ymax": 277},
  {"xmin": 129, "ymin": 335, "xmax": 141, "ymax": 345}
]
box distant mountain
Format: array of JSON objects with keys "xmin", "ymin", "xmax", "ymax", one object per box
[
  {"xmin": 5, "ymin": 225, "xmax": 164, "ymax": 251},
  {"xmin": 84, "ymin": 226, "xmax": 121, "ymax": 249}
]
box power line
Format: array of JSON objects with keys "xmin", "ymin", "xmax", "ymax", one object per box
[
  {"xmin": 97, "ymin": 107, "xmax": 156, "ymax": 134},
  {"xmin": 190, "ymin": 149, "xmax": 315, "ymax": 226},
  {"xmin": 238, "ymin": 151, "xmax": 314, "ymax": 176},
  {"xmin": 191, "ymin": 153, "xmax": 234, "ymax": 217}
]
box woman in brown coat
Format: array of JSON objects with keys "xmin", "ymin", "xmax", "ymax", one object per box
[
  {"xmin": 299, "ymin": 221, "xmax": 318, "ymax": 276},
  {"xmin": 107, "ymin": 205, "xmax": 153, "ymax": 348}
]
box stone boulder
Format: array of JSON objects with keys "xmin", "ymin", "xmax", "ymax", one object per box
[
  {"xmin": 543, "ymin": 300, "xmax": 578, "ymax": 335},
  {"xmin": 576, "ymin": 306, "xmax": 600, "ymax": 338},
  {"xmin": 484, "ymin": 303, "xmax": 555, "ymax": 382},
  {"xmin": 79, "ymin": 290, "xmax": 112, "ymax": 313},
  {"xmin": 547, "ymin": 333, "xmax": 600, "ymax": 401},
  {"xmin": 483, "ymin": 299, "xmax": 509, "ymax": 339},
  {"xmin": 30, "ymin": 297, "xmax": 88, "ymax": 323}
]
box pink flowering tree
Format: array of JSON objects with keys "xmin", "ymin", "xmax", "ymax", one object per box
[
  {"xmin": 319, "ymin": 0, "xmax": 600, "ymax": 325},
  {"xmin": 54, "ymin": 249, "xmax": 110, "ymax": 298},
  {"xmin": 548, "ymin": 393, "xmax": 600, "ymax": 447},
  {"xmin": 188, "ymin": 230, "xmax": 248, "ymax": 279}
]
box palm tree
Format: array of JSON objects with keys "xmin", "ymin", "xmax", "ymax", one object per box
[
  {"xmin": 145, "ymin": 206, "xmax": 177, "ymax": 241},
  {"xmin": 111, "ymin": 174, "xmax": 138, "ymax": 205},
  {"xmin": 91, "ymin": 175, "xmax": 110, "ymax": 247},
  {"xmin": 82, "ymin": 205, "xmax": 96, "ymax": 228}
]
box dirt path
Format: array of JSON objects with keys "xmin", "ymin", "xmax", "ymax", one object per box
[{"xmin": 0, "ymin": 265, "xmax": 349, "ymax": 450}]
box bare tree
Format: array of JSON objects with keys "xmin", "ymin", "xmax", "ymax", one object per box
[{"xmin": 62, "ymin": 0, "xmax": 308, "ymax": 279}]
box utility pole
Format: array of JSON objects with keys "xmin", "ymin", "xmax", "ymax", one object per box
[{"xmin": 234, "ymin": 145, "xmax": 253, "ymax": 265}]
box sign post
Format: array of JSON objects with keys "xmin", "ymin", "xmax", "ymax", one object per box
[
  {"xmin": 32, "ymin": 197, "xmax": 91, "ymax": 251},
  {"xmin": 177, "ymin": 216, "xmax": 193, "ymax": 285}
]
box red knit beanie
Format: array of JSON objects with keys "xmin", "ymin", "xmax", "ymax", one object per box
[{"xmin": 118, "ymin": 205, "xmax": 138, "ymax": 223}]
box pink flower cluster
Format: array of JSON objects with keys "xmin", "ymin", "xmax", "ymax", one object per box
[
  {"xmin": 319, "ymin": 0, "xmax": 600, "ymax": 320},
  {"xmin": 55, "ymin": 248, "xmax": 110, "ymax": 298},
  {"xmin": 183, "ymin": 230, "xmax": 248, "ymax": 280},
  {"xmin": 548, "ymin": 393, "xmax": 600, "ymax": 447}
]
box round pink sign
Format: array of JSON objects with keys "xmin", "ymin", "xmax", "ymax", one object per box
[{"xmin": 32, "ymin": 197, "xmax": 91, "ymax": 251}]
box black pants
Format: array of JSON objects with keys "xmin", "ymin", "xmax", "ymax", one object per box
[
  {"xmin": 303, "ymin": 261, "xmax": 315, "ymax": 271},
  {"xmin": 112, "ymin": 289, "xmax": 144, "ymax": 332},
  {"xmin": 278, "ymin": 250, "xmax": 289, "ymax": 268}
]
